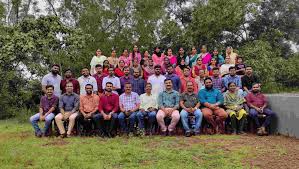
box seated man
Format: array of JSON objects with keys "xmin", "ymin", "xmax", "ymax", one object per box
[
  {"xmin": 199, "ymin": 77, "xmax": 228, "ymax": 134},
  {"xmin": 246, "ymin": 83, "xmax": 275, "ymax": 136},
  {"xmin": 94, "ymin": 82, "xmax": 119, "ymax": 138},
  {"xmin": 77, "ymin": 84, "xmax": 99, "ymax": 135},
  {"xmin": 55, "ymin": 82, "xmax": 80, "ymax": 138},
  {"xmin": 156, "ymin": 79, "xmax": 180, "ymax": 136},
  {"xmin": 224, "ymin": 82, "xmax": 247, "ymax": 135},
  {"xmin": 30, "ymin": 85, "xmax": 58, "ymax": 137},
  {"xmin": 180, "ymin": 81, "xmax": 203, "ymax": 137},
  {"xmin": 140, "ymin": 83, "xmax": 158, "ymax": 135},
  {"xmin": 118, "ymin": 82, "xmax": 142, "ymax": 136}
]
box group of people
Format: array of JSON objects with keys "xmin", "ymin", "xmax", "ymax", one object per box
[{"xmin": 30, "ymin": 45, "xmax": 276, "ymax": 138}]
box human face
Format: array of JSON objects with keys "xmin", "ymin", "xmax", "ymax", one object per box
[
  {"xmin": 51, "ymin": 66, "xmax": 60, "ymax": 75},
  {"xmin": 165, "ymin": 80, "xmax": 173, "ymax": 90},
  {"xmin": 105, "ymin": 83, "xmax": 113, "ymax": 92},
  {"xmin": 125, "ymin": 84, "xmax": 132, "ymax": 93},
  {"xmin": 228, "ymin": 83, "xmax": 236, "ymax": 92},
  {"xmin": 148, "ymin": 59, "xmax": 153, "ymax": 66},
  {"xmin": 226, "ymin": 47, "xmax": 232, "ymax": 54},
  {"xmin": 123, "ymin": 50, "xmax": 128, "ymax": 57},
  {"xmin": 237, "ymin": 58, "xmax": 243, "ymax": 64},
  {"xmin": 65, "ymin": 83, "xmax": 74, "ymax": 93},
  {"xmin": 133, "ymin": 45, "xmax": 138, "ymax": 52},
  {"xmin": 145, "ymin": 84, "xmax": 152, "ymax": 93},
  {"xmin": 64, "ymin": 70, "xmax": 72, "ymax": 78},
  {"xmin": 164, "ymin": 57, "xmax": 170, "ymax": 64},
  {"xmin": 46, "ymin": 87, "xmax": 54, "ymax": 96},
  {"xmin": 204, "ymin": 79, "xmax": 213, "ymax": 89},
  {"xmin": 167, "ymin": 49, "xmax": 172, "ymax": 56},
  {"xmin": 201, "ymin": 46, "xmax": 207, "ymax": 53},
  {"xmin": 191, "ymin": 47, "xmax": 197, "ymax": 54},
  {"xmin": 213, "ymin": 69, "xmax": 219, "ymax": 77},
  {"xmin": 167, "ymin": 66, "xmax": 173, "ymax": 74},
  {"xmin": 81, "ymin": 68, "xmax": 89, "ymax": 77},
  {"xmin": 124, "ymin": 67, "xmax": 130, "ymax": 76},
  {"xmin": 96, "ymin": 49, "xmax": 102, "ymax": 56},
  {"xmin": 133, "ymin": 58, "xmax": 138, "ymax": 66},
  {"xmin": 183, "ymin": 68, "xmax": 190, "ymax": 77},
  {"xmin": 179, "ymin": 48, "xmax": 184, "ymax": 55},
  {"xmin": 155, "ymin": 47, "xmax": 160, "ymax": 53},
  {"xmin": 225, "ymin": 57, "xmax": 230, "ymax": 64},
  {"xmin": 245, "ymin": 67, "xmax": 253, "ymax": 75},
  {"xmin": 111, "ymin": 50, "xmax": 116, "ymax": 57},
  {"xmin": 133, "ymin": 70, "xmax": 140, "ymax": 78},
  {"xmin": 196, "ymin": 59, "xmax": 202, "ymax": 65},
  {"xmin": 103, "ymin": 60, "xmax": 110, "ymax": 67},
  {"xmin": 95, "ymin": 66, "xmax": 103, "ymax": 74},
  {"xmin": 211, "ymin": 58, "xmax": 216, "ymax": 65},
  {"xmin": 180, "ymin": 59, "xmax": 185, "ymax": 65},
  {"xmin": 252, "ymin": 84, "xmax": 260, "ymax": 93},
  {"xmin": 154, "ymin": 67, "xmax": 161, "ymax": 75},
  {"xmin": 119, "ymin": 60, "xmax": 125, "ymax": 67},
  {"xmin": 229, "ymin": 68, "xmax": 236, "ymax": 76},
  {"xmin": 199, "ymin": 70, "xmax": 205, "ymax": 78},
  {"xmin": 85, "ymin": 85, "xmax": 93, "ymax": 95},
  {"xmin": 186, "ymin": 82, "xmax": 194, "ymax": 92},
  {"xmin": 108, "ymin": 68, "xmax": 114, "ymax": 76},
  {"xmin": 144, "ymin": 51, "xmax": 149, "ymax": 58},
  {"xmin": 213, "ymin": 49, "xmax": 218, "ymax": 56}
]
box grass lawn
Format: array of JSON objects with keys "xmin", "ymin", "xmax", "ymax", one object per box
[{"xmin": 0, "ymin": 120, "xmax": 298, "ymax": 169}]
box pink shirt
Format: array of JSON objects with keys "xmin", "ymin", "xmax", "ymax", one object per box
[
  {"xmin": 129, "ymin": 52, "xmax": 142, "ymax": 63},
  {"xmin": 167, "ymin": 55, "xmax": 177, "ymax": 66},
  {"xmin": 119, "ymin": 55, "xmax": 131, "ymax": 66},
  {"xmin": 200, "ymin": 53, "xmax": 212, "ymax": 65},
  {"xmin": 152, "ymin": 53, "xmax": 165, "ymax": 65}
]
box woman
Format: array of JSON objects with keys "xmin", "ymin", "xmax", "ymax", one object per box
[
  {"xmin": 175, "ymin": 59, "xmax": 187, "ymax": 78},
  {"xmin": 140, "ymin": 50, "xmax": 150, "ymax": 68},
  {"xmin": 129, "ymin": 45, "xmax": 141, "ymax": 64},
  {"xmin": 198, "ymin": 45, "xmax": 212, "ymax": 65},
  {"xmin": 192, "ymin": 58, "xmax": 207, "ymax": 78},
  {"xmin": 207, "ymin": 58, "xmax": 218, "ymax": 76},
  {"xmin": 224, "ymin": 82, "xmax": 247, "ymax": 135},
  {"xmin": 102, "ymin": 60, "xmax": 110, "ymax": 75},
  {"xmin": 188, "ymin": 46, "xmax": 200, "ymax": 68},
  {"xmin": 166, "ymin": 48, "xmax": 177, "ymax": 66},
  {"xmin": 143, "ymin": 58, "xmax": 155, "ymax": 81},
  {"xmin": 211, "ymin": 48, "xmax": 224, "ymax": 66},
  {"xmin": 152, "ymin": 47, "xmax": 165, "ymax": 65},
  {"xmin": 161, "ymin": 57, "xmax": 171, "ymax": 74},
  {"xmin": 107, "ymin": 49, "xmax": 119, "ymax": 68},
  {"xmin": 90, "ymin": 49, "xmax": 107, "ymax": 75},
  {"xmin": 114, "ymin": 60, "xmax": 126, "ymax": 77},
  {"xmin": 226, "ymin": 46, "xmax": 238, "ymax": 64},
  {"xmin": 119, "ymin": 49, "xmax": 131, "ymax": 66},
  {"xmin": 177, "ymin": 47, "xmax": 189, "ymax": 66}
]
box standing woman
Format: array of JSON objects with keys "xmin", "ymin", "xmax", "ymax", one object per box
[
  {"xmin": 189, "ymin": 46, "xmax": 200, "ymax": 68},
  {"xmin": 129, "ymin": 45, "xmax": 142, "ymax": 64},
  {"xmin": 226, "ymin": 46, "xmax": 238, "ymax": 64},
  {"xmin": 107, "ymin": 49, "xmax": 119, "ymax": 68},
  {"xmin": 192, "ymin": 58, "xmax": 208, "ymax": 78},
  {"xmin": 211, "ymin": 48, "xmax": 224, "ymax": 66},
  {"xmin": 90, "ymin": 49, "xmax": 107, "ymax": 75},
  {"xmin": 119, "ymin": 49, "xmax": 131, "ymax": 66},
  {"xmin": 161, "ymin": 57, "xmax": 171, "ymax": 75},
  {"xmin": 175, "ymin": 59, "xmax": 187, "ymax": 78},
  {"xmin": 140, "ymin": 50, "xmax": 150, "ymax": 69},
  {"xmin": 102, "ymin": 60, "xmax": 110, "ymax": 75},
  {"xmin": 198, "ymin": 45, "xmax": 212, "ymax": 65},
  {"xmin": 207, "ymin": 58, "xmax": 218, "ymax": 76},
  {"xmin": 177, "ymin": 47, "xmax": 189, "ymax": 66},
  {"xmin": 166, "ymin": 48, "xmax": 177, "ymax": 67},
  {"xmin": 114, "ymin": 60, "xmax": 126, "ymax": 77},
  {"xmin": 152, "ymin": 47, "xmax": 165, "ymax": 65}
]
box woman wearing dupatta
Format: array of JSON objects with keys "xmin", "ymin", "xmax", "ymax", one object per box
[
  {"xmin": 224, "ymin": 82, "xmax": 247, "ymax": 135},
  {"xmin": 189, "ymin": 46, "xmax": 200, "ymax": 68}
]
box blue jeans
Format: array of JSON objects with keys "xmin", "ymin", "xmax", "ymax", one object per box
[
  {"xmin": 29, "ymin": 113, "xmax": 55, "ymax": 134},
  {"xmin": 249, "ymin": 108, "xmax": 275, "ymax": 128},
  {"xmin": 180, "ymin": 109, "xmax": 203, "ymax": 132},
  {"xmin": 118, "ymin": 111, "xmax": 140, "ymax": 133}
]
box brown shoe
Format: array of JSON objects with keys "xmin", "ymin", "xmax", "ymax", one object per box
[
  {"xmin": 257, "ymin": 127, "xmax": 263, "ymax": 136},
  {"xmin": 261, "ymin": 127, "xmax": 268, "ymax": 136}
]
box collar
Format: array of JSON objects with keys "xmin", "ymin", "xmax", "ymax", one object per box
[{"xmin": 164, "ymin": 89, "xmax": 174, "ymax": 94}]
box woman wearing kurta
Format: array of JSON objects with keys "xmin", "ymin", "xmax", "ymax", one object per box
[
  {"xmin": 192, "ymin": 58, "xmax": 207, "ymax": 78},
  {"xmin": 114, "ymin": 60, "xmax": 126, "ymax": 77},
  {"xmin": 166, "ymin": 48, "xmax": 177, "ymax": 67},
  {"xmin": 175, "ymin": 59, "xmax": 187, "ymax": 78},
  {"xmin": 198, "ymin": 45, "xmax": 212, "ymax": 65},
  {"xmin": 189, "ymin": 46, "xmax": 200, "ymax": 67},
  {"xmin": 140, "ymin": 50, "xmax": 150, "ymax": 69},
  {"xmin": 129, "ymin": 45, "xmax": 142, "ymax": 64},
  {"xmin": 161, "ymin": 57, "xmax": 171, "ymax": 75},
  {"xmin": 90, "ymin": 49, "xmax": 107, "ymax": 75},
  {"xmin": 211, "ymin": 48, "xmax": 224, "ymax": 66},
  {"xmin": 102, "ymin": 60, "xmax": 110, "ymax": 75},
  {"xmin": 207, "ymin": 58, "xmax": 218, "ymax": 76},
  {"xmin": 177, "ymin": 47, "xmax": 189, "ymax": 66},
  {"xmin": 226, "ymin": 46, "xmax": 238, "ymax": 64},
  {"xmin": 224, "ymin": 82, "xmax": 247, "ymax": 135},
  {"xmin": 107, "ymin": 49, "xmax": 119, "ymax": 68},
  {"xmin": 119, "ymin": 49, "xmax": 131, "ymax": 66},
  {"xmin": 152, "ymin": 47, "xmax": 165, "ymax": 65}
]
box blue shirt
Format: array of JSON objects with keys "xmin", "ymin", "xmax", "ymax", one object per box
[
  {"xmin": 198, "ymin": 88, "xmax": 224, "ymax": 106},
  {"xmin": 165, "ymin": 74, "xmax": 181, "ymax": 92},
  {"xmin": 59, "ymin": 93, "xmax": 80, "ymax": 113},
  {"xmin": 158, "ymin": 90, "xmax": 180, "ymax": 109},
  {"xmin": 222, "ymin": 75, "xmax": 242, "ymax": 89},
  {"xmin": 131, "ymin": 77, "xmax": 145, "ymax": 95}
]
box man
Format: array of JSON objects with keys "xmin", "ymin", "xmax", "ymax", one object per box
[
  {"xmin": 77, "ymin": 84, "xmax": 99, "ymax": 135},
  {"xmin": 195, "ymin": 69, "xmax": 206, "ymax": 90},
  {"xmin": 94, "ymin": 82, "xmax": 119, "ymax": 138},
  {"xmin": 241, "ymin": 66, "xmax": 260, "ymax": 93},
  {"xmin": 131, "ymin": 69, "xmax": 145, "ymax": 95},
  {"xmin": 30, "ymin": 85, "xmax": 58, "ymax": 137},
  {"xmin": 60, "ymin": 69, "xmax": 80, "ymax": 94},
  {"xmin": 222, "ymin": 66, "xmax": 242, "ymax": 90},
  {"xmin": 93, "ymin": 64, "xmax": 107, "ymax": 96},
  {"xmin": 220, "ymin": 57, "xmax": 235, "ymax": 77},
  {"xmin": 246, "ymin": 83, "xmax": 275, "ymax": 136},
  {"xmin": 165, "ymin": 65, "xmax": 181, "ymax": 92},
  {"xmin": 147, "ymin": 65, "xmax": 166, "ymax": 94},
  {"xmin": 211, "ymin": 67, "xmax": 224, "ymax": 92},
  {"xmin": 118, "ymin": 83, "xmax": 142, "ymax": 136},
  {"xmin": 78, "ymin": 68, "xmax": 98, "ymax": 95},
  {"xmin": 55, "ymin": 82, "xmax": 79, "ymax": 138},
  {"xmin": 199, "ymin": 77, "xmax": 228, "ymax": 134},
  {"xmin": 102, "ymin": 66, "xmax": 121, "ymax": 94},
  {"xmin": 42, "ymin": 64, "xmax": 62, "ymax": 97},
  {"xmin": 120, "ymin": 66, "xmax": 133, "ymax": 93},
  {"xmin": 156, "ymin": 79, "xmax": 180, "ymax": 136},
  {"xmin": 140, "ymin": 83, "xmax": 158, "ymax": 135},
  {"xmin": 180, "ymin": 67, "xmax": 198, "ymax": 93},
  {"xmin": 180, "ymin": 81, "xmax": 203, "ymax": 137}
]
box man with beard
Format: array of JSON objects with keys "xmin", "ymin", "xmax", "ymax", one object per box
[
  {"xmin": 165, "ymin": 65, "xmax": 180, "ymax": 92},
  {"xmin": 199, "ymin": 77, "xmax": 227, "ymax": 134},
  {"xmin": 246, "ymin": 83, "xmax": 275, "ymax": 136},
  {"xmin": 30, "ymin": 85, "xmax": 59, "ymax": 137},
  {"xmin": 55, "ymin": 82, "xmax": 79, "ymax": 138},
  {"xmin": 42, "ymin": 64, "xmax": 62, "ymax": 97},
  {"xmin": 120, "ymin": 66, "xmax": 133, "ymax": 93},
  {"xmin": 78, "ymin": 68, "xmax": 98, "ymax": 95},
  {"xmin": 102, "ymin": 66, "xmax": 121, "ymax": 94},
  {"xmin": 147, "ymin": 65, "xmax": 166, "ymax": 94},
  {"xmin": 241, "ymin": 66, "xmax": 260, "ymax": 93},
  {"xmin": 131, "ymin": 69, "xmax": 145, "ymax": 95},
  {"xmin": 93, "ymin": 82, "xmax": 119, "ymax": 138},
  {"xmin": 92, "ymin": 64, "xmax": 107, "ymax": 96},
  {"xmin": 77, "ymin": 84, "xmax": 99, "ymax": 136},
  {"xmin": 211, "ymin": 67, "xmax": 224, "ymax": 92},
  {"xmin": 156, "ymin": 79, "xmax": 180, "ymax": 136},
  {"xmin": 180, "ymin": 67, "xmax": 198, "ymax": 93},
  {"xmin": 60, "ymin": 69, "xmax": 80, "ymax": 94}
]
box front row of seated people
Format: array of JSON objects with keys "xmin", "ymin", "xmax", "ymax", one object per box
[{"xmin": 30, "ymin": 76, "xmax": 275, "ymax": 138}]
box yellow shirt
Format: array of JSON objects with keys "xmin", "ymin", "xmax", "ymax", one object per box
[{"xmin": 140, "ymin": 93, "xmax": 158, "ymax": 110}]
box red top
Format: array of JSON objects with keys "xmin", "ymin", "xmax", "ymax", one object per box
[
  {"xmin": 98, "ymin": 93, "xmax": 119, "ymax": 113},
  {"xmin": 193, "ymin": 64, "xmax": 206, "ymax": 77},
  {"xmin": 60, "ymin": 78, "xmax": 80, "ymax": 94},
  {"xmin": 114, "ymin": 68, "xmax": 125, "ymax": 77},
  {"xmin": 245, "ymin": 92, "xmax": 267, "ymax": 108},
  {"xmin": 180, "ymin": 77, "xmax": 198, "ymax": 94}
]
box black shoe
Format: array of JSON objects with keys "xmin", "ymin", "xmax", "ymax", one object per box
[
  {"xmin": 107, "ymin": 133, "xmax": 112, "ymax": 138},
  {"xmin": 161, "ymin": 131, "xmax": 167, "ymax": 136},
  {"xmin": 168, "ymin": 131, "xmax": 175, "ymax": 136},
  {"xmin": 36, "ymin": 132, "xmax": 42, "ymax": 138},
  {"xmin": 185, "ymin": 131, "xmax": 192, "ymax": 137}
]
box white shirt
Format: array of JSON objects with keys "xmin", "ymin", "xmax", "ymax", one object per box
[
  {"xmin": 102, "ymin": 76, "xmax": 121, "ymax": 93},
  {"xmin": 140, "ymin": 93, "xmax": 158, "ymax": 110},
  {"xmin": 147, "ymin": 74, "xmax": 166, "ymax": 95},
  {"xmin": 220, "ymin": 64, "xmax": 235, "ymax": 76},
  {"xmin": 41, "ymin": 73, "xmax": 62, "ymax": 97},
  {"xmin": 78, "ymin": 76, "xmax": 98, "ymax": 95}
]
